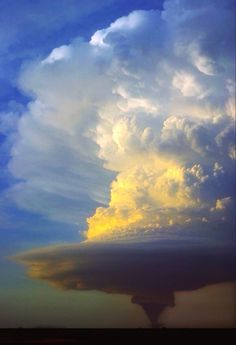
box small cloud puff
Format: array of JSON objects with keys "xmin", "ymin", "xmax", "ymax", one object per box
[{"xmin": 42, "ymin": 46, "xmax": 71, "ymax": 64}]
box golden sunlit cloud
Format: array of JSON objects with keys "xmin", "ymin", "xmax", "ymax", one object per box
[
  {"xmin": 6, "ymin": 1, "xmax": 234, "ymax": 239},
  {"xmin": 86, "ymin": 154, "xmax": 201, "ymax": 239}
]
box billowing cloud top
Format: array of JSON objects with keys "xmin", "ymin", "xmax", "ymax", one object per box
[{"xmin": 6, "ymin": 0, "xmax": 235, "ymax": 240}]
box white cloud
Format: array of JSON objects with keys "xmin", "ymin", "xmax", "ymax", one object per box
[
  {"xmin": 189, "ymin": 44, "xmax": 217, "ymax": 76},
  {"xmin": 172, "ymin": 71, "xmax": 205, "ymax": 98},
  {"xmin": 42, "ymin": 46, "xmax": 71, "ymax": 64},
  {"xmin": 7, "ymin": 0, "xmax": 235, "ymax": 239}
]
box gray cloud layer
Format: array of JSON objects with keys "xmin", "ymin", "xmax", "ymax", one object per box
[{"xmin": 14, "ymin": 238, "xmax": 236, "ymax": 326}]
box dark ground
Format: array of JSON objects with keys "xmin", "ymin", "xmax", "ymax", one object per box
[{"xmin": 0, "ymin": 328, "xmax": 235, "ymax": 344}]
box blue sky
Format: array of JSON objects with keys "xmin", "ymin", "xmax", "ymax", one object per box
[
  {"xmin": 0, "ymin": 0, "xmax": 235, "ymax": 328},
  {"xmin": 0, "ymin": 0, "xmax": 165, "ymax": 253},
  {"xmin": 0, "ymin": 0, "xmax": 235, "ymax": 252},
  {"xmin": 0, "ymin": 0, "xmax": 163, "ymax": 109},
  {"xmin": 0, "ymin": 0, "xmax": 166, "ymax": 302}
]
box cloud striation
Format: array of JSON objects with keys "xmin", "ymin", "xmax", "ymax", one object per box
[{"xmin": 5, "ymin": 0, "xmax": 235, "ymax": 240}]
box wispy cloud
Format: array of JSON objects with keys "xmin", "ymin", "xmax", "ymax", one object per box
[{"xmin": 4, "ymin": 0, "xmax": 235, "ymax": 240}]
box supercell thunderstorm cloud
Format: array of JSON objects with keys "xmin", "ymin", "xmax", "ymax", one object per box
[
  {"xmin": 7, "ymin": 0, "xmax": 235, "ymax": 241},
  {"xmin": 4, "ymin": 0, "xmax": 235, "ymax": 330}
]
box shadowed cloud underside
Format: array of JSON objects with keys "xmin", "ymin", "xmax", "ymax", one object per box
[{"xmin": 14, "ymin": 238, "xmax": 236, "ymax": 326}]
